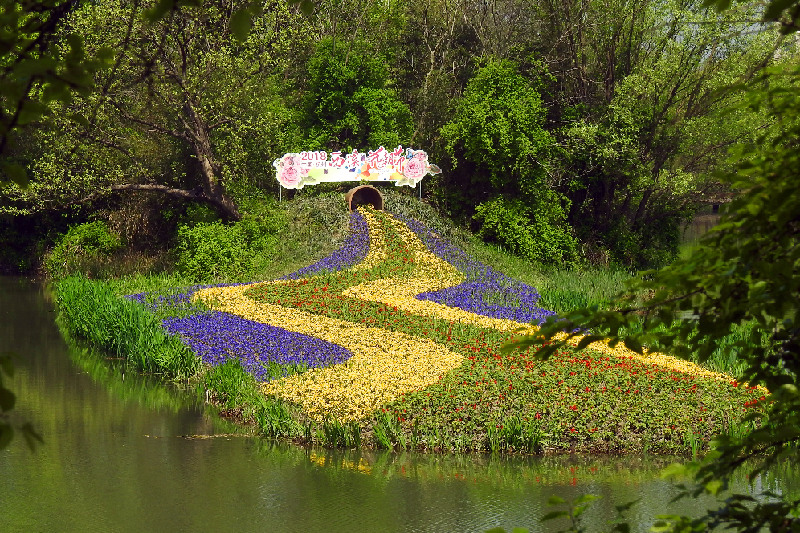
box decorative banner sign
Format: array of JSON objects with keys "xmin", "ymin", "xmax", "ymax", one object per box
[{"xmin": 273, "ymin": 146, "xmax": 441, "ymax": 190}]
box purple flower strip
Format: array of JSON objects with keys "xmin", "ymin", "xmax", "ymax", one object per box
[
  {"xmin": 392, "ymin": 213, "xmax": 557, "ymax": 324},
  {"xmin": 161, "ymin": 311, "xmax": 353, "ymax": 381},
  {"xmin": 280, "ymin": 211, "xmax": 369, "ymax": 279}
]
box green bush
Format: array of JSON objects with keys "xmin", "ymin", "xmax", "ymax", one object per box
[
  {"xmin": 55, "ymin": 275, "xmax": 199, "ymax": 379},
  {"xmin": 44, "ymin": 221, "xmax": 122, "ymax": 279},
  {"xmin": 176, "ymin": 204, "xmax": 287, "ymax": 283},
  {"xmin": 439, "ymin": 59, "xmax": 579, "ymax": 267},
  {"xmin": 302, "ymin": 38, "xmax": 412, "ymax": 150},
  {"xmin": 473, "ymin": 196, "xmax": 579, "ymax": 266}
]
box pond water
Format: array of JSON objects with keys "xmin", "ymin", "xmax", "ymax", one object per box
[{"xmin": 0, "ymin": 277, "xmax": 796, "ymax": 532}]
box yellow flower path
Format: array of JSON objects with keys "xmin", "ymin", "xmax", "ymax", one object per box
[{"xmin": 194, "ymin": 209, "xmax": 734, "ymax": 422}]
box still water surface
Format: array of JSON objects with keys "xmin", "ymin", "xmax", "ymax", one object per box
[{"xmin": 0, "ymin": 277, "xmax": 795, "ymax": 532}]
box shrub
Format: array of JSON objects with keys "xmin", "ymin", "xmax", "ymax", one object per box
[
  {"xmin": 175, "ymin": 205, "xmax": 287, "ymax": 283},
  {"xmin": 473, "ymin": 196, "xmax": 579, "ymax": 266},
  {"xmin": 44, "ymin": 221, "xmax": 122, "ymax": 279},
  {"xmin": 439, "ymin": 59, "xmax": 579, "ymax": 266}
]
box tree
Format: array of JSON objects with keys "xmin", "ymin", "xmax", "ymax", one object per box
[
  {"xmin": 0, "ymin": 0, "xmax": 110, "ymax": 187},
  {"xmin": 438, "ymin": 58, "xmax": 579, "ymax": 265},
  {"xmin": 300, "ymin": 37, "xmax": 413, "ymax": 151},
  {"xmin": 1, "ymin": 0, "xmax": 316, "ymax": 221},
  {"xmin": 533, "ymin": 0, "xmax": 789, "ymax": 268},
  {"xmin": 507, "ymin": 46, "xmax": 800, "ymax": 533}
]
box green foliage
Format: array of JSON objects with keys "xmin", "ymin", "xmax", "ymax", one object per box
[
  {"xmin": 473, "ymin": 196, "xmax": 579, "ymax": 266},
  {"xmin": 176, "ymin": 204, "xmax": 287, "ymax": 283},
  {"xmin": 439, "ymin": 59, "xmax": 578, "ymax": 266},
  {"xmin": 202, "ymin": 358, "xmax": 260, "ymax": 411},
  {"xmin": 200, "ymin": 357, "xmax": 303, "ymax": 438},
  {"xmin": 508, "ymin": 61, "xmax": 800, "ymax": 531},
  {"xmin": 0, "ymin": 0, "xmax": 113, "ymax": 184},
  {"xmin": 43, "ymin": 220, "xmax": 122, "ymax": 279},
  {"xmin": 302, "ymin": 37, "xmax": 413, "ymax": 151},
  {"xmin": 544, "ymin": 0, "xmax": 785, "ymax": 269},
  {"xmin": 55, "ymin": 274, "xmax": 199, "ymax": 378},
  {"xmin": 485, "ymin": 415, "xmax": 543, "ymax": 454},
  {"xmin": 441, "ymin": 58, "xmax": 553, "ymax": 192}
]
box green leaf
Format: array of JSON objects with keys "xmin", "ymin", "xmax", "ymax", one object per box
[
  {"xmin": 623, "ymin": 336, "xmax": 643, "ymax": 354},
  {"xmin": 299, "ymin": 0, "xmax": 315, "ymax": 15},
  {"xmin": 576, "ymin": 335, "xmax": 603, "ymax": 349},
  {"xmin": 20, "ymin": 423, "xmax": 43, "ymax": 450},
  {"xmin": 661, "ymin": 463, "xmax": 689, "ymax": 480},
  {"xmin": 16, "ymin": 100, "xmax": 49, "ymax": 126},
  {"xmin": 145, "ymin": 0, "xmax": 176, "ymax": 22},
  {"xmin": 540, "ymin": 511, "xmax": 568, "ymax": 522},
  {"xmin": 765, "ymin": 0, "xmax": 797, "ymax": 20},
  {"xmin": 547, "ymin": 495, "xmax": 567, "ymax": 505},
  {"xmin": 0, "ymin": 355, "xmax": 14, "ymax": 377},
  {"xmin": 229, "ymin": 8, "xmax": 252, "ymax": 42},
  {"xmin": 705, "ymin": 480, "xmax": 723, "ymax": 495},
  {"xmin": 0, "ymin": 423, "xmax": 13, "ymax": 450},
  {"xmin": 574, "ymin": 494, "xmax": 601, "ymax": 506}
]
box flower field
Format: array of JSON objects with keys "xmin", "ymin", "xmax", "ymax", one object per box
[{"xmin": 130, "ymin": 207, "xmax": 764, "ymax": 454}]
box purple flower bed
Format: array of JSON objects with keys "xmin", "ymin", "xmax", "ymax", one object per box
[
  {"xmin": 162, "ymin": 311, "xmax": 353, "ymax": 381},
  {"xmin": 280, "ymin": 211, "xmax": 369, "ymax": 279},
  {"xmin": 392, "ymin": 213, "xmax": 557, "ymax": 324}
]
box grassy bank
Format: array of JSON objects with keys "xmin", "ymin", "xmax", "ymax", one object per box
[
  {"xmin": 55, "ymin": 275, "xmax": 200, "ymax": 379},
  {"xmin": 51, "ymin": 192, "xmax": 761, "ymax": 455}
]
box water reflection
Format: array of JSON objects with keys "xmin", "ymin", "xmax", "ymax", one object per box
[{"xmin": 0, "ymin": 277, "xmax": 796, "ymax": 533}]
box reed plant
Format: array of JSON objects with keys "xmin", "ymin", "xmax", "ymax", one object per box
[
  {"xmin": 485, "ymin": 416, "xmax": 543, "ymax": 454},
  {"xmin": 372, "ymin": 409, "xmax": 405, "ymax": 450},
  {"xmin": 55, "ymin": 275, "xmax": 199, "ymax": 379},
  {"xmin": 320, "ymin": 417, "xmax": 362, "ymax": 448},
  {"xmin": 256, "ymin": 399, "xmax": 299, "ymax": 438},
  {"xmin": 201, "ymin": 358, "xmax": 260, "ymax": 410}
]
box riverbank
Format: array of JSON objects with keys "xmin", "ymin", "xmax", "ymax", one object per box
[{"xmin": 52, "ymin": 195, "xmax": 763, "ymax": 456}]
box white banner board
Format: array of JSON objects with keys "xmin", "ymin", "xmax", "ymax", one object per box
[{"xmin": 274, "ymin": 146, "xmax": 441, "ymax": 190}]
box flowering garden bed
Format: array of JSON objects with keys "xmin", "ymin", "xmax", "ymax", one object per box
[{"xmin": 129, "ymin": 207, "xmax": 764, "ymax": 454}]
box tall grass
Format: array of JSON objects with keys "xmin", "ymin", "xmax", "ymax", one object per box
[{"xmin": 55, "ymin": 275, "xmax": 199, "ymax": 379}]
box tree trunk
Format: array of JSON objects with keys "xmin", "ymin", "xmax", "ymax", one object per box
[{"xmin": 182, "ymin": 100, "xmax": 241, "ymax": 222}]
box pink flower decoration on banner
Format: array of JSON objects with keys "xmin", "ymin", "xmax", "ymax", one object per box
[
  {"xmin": 403, "ymin": 157, "xmax": 427, "ymax": 181},
  {"xmin": 279, "ymin": 166, "xmax": 302, "ymax": 188}
]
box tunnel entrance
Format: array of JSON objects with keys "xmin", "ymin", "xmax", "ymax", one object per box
[{"xmin": 346, "ymin": 185, "xmax": 384, "ymax": 211}]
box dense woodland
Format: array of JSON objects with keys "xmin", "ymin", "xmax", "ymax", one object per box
[{"xmin": 2, "ymin": 0, "xmax": 798, "ymax": 273}]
